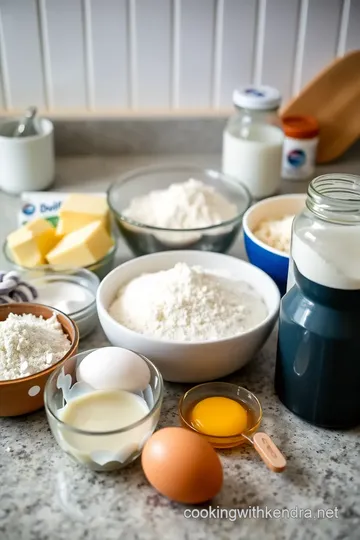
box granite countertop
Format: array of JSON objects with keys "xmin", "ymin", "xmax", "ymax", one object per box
[{"xmin": 1, "ymin": 153, "xmax": 360, "ymax": 540}]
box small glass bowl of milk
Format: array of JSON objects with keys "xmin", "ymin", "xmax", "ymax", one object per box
[
  {"xmin": 44, "ymin": 349, "xmax": 164, "ymax": 471},
  {"xmin": 24, "ymin": 266, "xmax": 99, "ymax": 339}
]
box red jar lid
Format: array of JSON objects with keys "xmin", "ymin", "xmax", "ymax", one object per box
[{"xmin": 282, "ymin": 115, "xmax": 319, "ymax": 139}]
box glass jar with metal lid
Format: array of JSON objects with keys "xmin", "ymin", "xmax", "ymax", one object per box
[
  {"xmin": 276, "ymin": 173, "xmax": 360, "ymax": 428},
  {"xmin": 222, "ymin": 85, "xmax": 284, "ymax": 199}
]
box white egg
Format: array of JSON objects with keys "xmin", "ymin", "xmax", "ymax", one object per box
[{"xmin": 76, "ymin": 347, "xmax": 151, "ymax": 392}]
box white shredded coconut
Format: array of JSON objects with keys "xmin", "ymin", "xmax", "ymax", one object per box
[
  {"xmin": 122, "ymin": 178, "xmax": 238, "ymax": 229},
  {"xmin": 0, "ymin": 313, "xmax": 71, "ymax": 380},
  {"xmin": 109, "ymin": 263, "xmax": 267, "ymax": 342},
  {"xmin": 253, "ymin": 215, "xmax": 295, "ymax": 253}
]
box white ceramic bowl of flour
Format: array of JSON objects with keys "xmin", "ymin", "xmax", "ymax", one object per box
[{"xmin": 97, "ymin": 251, "xmax": 280, "ymax": 383}]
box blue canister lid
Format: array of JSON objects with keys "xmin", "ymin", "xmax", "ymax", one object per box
[{"xmin": 233, "ymin": 86, "xmax": 281, "ymax": 110}]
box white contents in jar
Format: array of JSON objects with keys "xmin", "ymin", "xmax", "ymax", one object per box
[
  {"xmin": 0, "ymin": 313, "xmax": 71, "ymax": 380},
  {"xmin": 223, "ymin": 124, "xmax": 284, "ymax": 199},
  {"xmin": 35, "ymin": 281, "xmax": 94, "ymax": 314},
  {"xmin": 254, "ymin": 215, "xmax": 295, "ymax": 254},
  {"xmin": 109, "ymin": 263, "xmax": 267, "ymax": 342},
  {"xmin": 122, "ymin": 178, "xmax": 238, "ymax": 229},
  {"xmin": 290, "ymin": 225, "xmax": 360, "ymax": 290}
]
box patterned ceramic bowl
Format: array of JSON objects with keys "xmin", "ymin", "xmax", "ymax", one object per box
[{"xmin": 0, "ymin": 303, "xmax": 79, "ymax": 417}]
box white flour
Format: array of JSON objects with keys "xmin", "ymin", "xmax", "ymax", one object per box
[
  {"xmin": 109, "ymin": 263, "xmax": 267, "ymax": 342},
  {"xmin": 0, "ymin": 313, "xmax": 71, "ymax": 380},
  {"xmin": 254, "ymin": 215, "xmax": 294, "ymax": 254},
  {"xmin": 290, "ymin": 225, "xmax": 360, "ymax": 289},
  {"xmin": 122, "ymin": 178, "xmax": 238, "ymax": 228}
]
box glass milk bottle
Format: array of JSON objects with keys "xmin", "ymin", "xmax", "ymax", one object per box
[
  {"xmin": 222, "ymin": 86, "xmax": 284, "ymax": 199},
  {"xmin": 276, "ymin": 173, "xmax": 360, "ymax": 428}
]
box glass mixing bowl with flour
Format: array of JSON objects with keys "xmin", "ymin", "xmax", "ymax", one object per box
[{"xmin": 108, "ymin": 165, "xmax": 251, "ymax": 256}]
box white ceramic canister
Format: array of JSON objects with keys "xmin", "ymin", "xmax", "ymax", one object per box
[
  {"xmin": 222, "ymin": 86, "xmax": 284, "ymax": 199},
  {"xmin": 281, "ymin": 116, "xmax": 319, "ymax": 181},
  {"xmin": 0, "ymin": 118, "xmax": 55, "ymax": 195}
]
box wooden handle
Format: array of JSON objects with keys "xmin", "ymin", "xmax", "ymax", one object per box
[{"xmin": 252, "ymin": 432, "xmax": 287, "ymax": 473}]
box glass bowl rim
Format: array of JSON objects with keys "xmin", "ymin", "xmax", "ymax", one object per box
[
  {"xmin": 0, "ymin": 303, "xmax": 79, "ymax": 386},
  {"xmin": 44, "ymin": 348, "xmax": 164, "ymax": 436},
  {"xmin": 107, "ymin": 164, "xmax": 252, "ymax": 233},
  {"xmin": 20, "ymin": 266, "xmax": 100, "ymax": 318},
  {"xmin": 178, "ymin": 382, "xmax": 263, "ymax": 439}
]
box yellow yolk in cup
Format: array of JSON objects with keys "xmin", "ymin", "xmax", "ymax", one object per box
[{"xmin": 190, "ymin": 396, "xmax": 248, "ymax": 437}]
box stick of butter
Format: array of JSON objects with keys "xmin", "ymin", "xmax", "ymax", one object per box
[
  {"xmin": 46, "ymin": 220, "xmax": 114, "ymax": 267},
  {"xmin": 7, "ymin": 218, "xmax": 58, "ymax": 268},
  {"xmin": 18, "ymin": 191, "xmax": 106, "ymax": 227},
  {"xmin": 57, "ymin": 193, "xmax": 110, "ymax": 235}
]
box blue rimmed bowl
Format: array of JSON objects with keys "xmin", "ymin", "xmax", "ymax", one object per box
[{"xmin": 242, "ymin": 194, "xmax": 306, "ymax": 295}]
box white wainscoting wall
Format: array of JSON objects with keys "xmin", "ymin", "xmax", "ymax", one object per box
[{"xmin": 0, "ymin": 0, "xmax": 358, "ymax": 115}]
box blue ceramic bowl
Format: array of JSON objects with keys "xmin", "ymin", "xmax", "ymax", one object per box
[{"xmin": 242, "ymin": 194, "xmax": 306, "ymax": 295}]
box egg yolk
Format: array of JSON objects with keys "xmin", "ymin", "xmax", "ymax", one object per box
[{"xmin": 190, "ymin": 396, "xmax": 248, "ymax": 437}]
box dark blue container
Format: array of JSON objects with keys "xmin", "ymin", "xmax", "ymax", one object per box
[{"xmin": 275, "ymin": 264, "xmax": 360, "ymax": 429}]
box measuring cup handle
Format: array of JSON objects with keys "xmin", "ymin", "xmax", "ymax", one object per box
[{"xmin": 252, "ymin": 432, "xmax": 287, "ymax": 473}]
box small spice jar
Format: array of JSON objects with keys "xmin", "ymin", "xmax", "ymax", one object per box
[{"xmin": 281, "ymin": 116, "xmax": 319, "ymax": 180}]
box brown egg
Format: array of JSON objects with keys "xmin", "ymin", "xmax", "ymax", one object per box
[{"xmin": 141, "ymin": 427, "xmax": 223, "ymax": 504}]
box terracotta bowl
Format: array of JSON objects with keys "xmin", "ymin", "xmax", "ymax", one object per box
[{"xmin": 0, "ymin": 303, "xmax": 79, "ymax": 417}]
